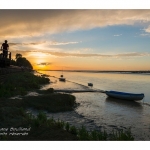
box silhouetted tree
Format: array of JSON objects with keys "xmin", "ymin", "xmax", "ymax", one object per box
[
  {"xmin": 16, "ymin": 57, "xmax": 33, "ymax": 69},
  {"xmin": 15, "ymin": 53, "xmax": 22, "ymax": 60},
  {"xmin": 11, "ymin": 53, "xmax": 33, "ymax": 69}
]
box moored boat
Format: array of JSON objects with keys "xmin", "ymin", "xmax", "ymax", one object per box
[
  {"xmin": 88, "ymin": 83, "xmax": 93, "ymax": 87},
  {"xmin": 59, "ymin": 68, "xmax": 65, "ymax": 81},
  {"xmin": 59, "ymin": 77, "xmax": 66, "ymax": 82},
  {"xmin": 106, "ymin": 90, "xmax": 144, "ymax": 101}
]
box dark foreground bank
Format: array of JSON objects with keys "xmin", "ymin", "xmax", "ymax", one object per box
[{"xmin": 0, "ymin": 71, "xmax": 134, "ymax": 141}]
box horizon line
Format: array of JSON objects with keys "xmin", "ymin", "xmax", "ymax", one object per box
[{"xmin": 36, "ymin": 69, "xmax": 150, "ymax": 72}]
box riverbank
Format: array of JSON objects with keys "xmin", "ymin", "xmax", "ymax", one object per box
[
  {"xmin": 0, "ymin": 69, "xmax": 134, "ymax": 141},
  {"xmin": 0, "ymin": 69, "xmax": 80, "ymax": 140}
]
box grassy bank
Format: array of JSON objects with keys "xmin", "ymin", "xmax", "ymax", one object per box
[
  {"xmin": 0, "ymin": 71, "xmax": 80, "ymax": 140},
  {"xmin": 0, "ymin": 71, "xmax": 50, "ymax": 97},
  {"xmin": 0, "ymin": 71, "xmax": 77, "ymax": 113},
  {"xmin": 23, "ymin": 93, "xmax": 76, "ymax": 112},
  {"xmin": 0, "ymin": 109, "xmax": 77, "ymax": 141},
  {"xmin": 0, "ymin": 71, "xmax": 134, "ymax": 141},
  {"xmin": 0, "ymin": 90, "xmax": 77, "ymax": 113},
  {"xmin": 0, "ymin": 110, "xmax": 134, "ymax": 141}
]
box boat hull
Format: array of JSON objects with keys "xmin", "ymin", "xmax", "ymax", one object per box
[
  {"xmin": 106, "ymin": 91, "xmax": 144, "ymax": 101},
  {"xmin": 59, "ymin": 77, "xmax": 66, "ymax": 82},
  {"xmin": 88, "ymin": 83, "xmax": 93, "ymax": 86}
]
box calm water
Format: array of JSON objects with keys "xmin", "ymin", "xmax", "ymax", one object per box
[{"xmin": 38, "ymin": 71, "xmax": 150, "ymax": 140}]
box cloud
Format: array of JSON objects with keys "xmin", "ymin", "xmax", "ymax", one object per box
[
  {"xmin": 1, "ymin": 41, "xmax": 79, "ymax": 47},
  {"xmin": 115, "ymin": 52, "xmax": 149, "ymax": 57},
  {"xmin": 49, "ymin": 41, "xmax": 79, "ymax": 45},
  {"xmin": 0, "ymin": 10, "xmax": 150, "ymax": 37},
  {"xmin": 0, "ymin": 42, "xmax": 45, "ymax": 46},
  {"xmin": 139, "ymin": 26, "xmax": 150, "ymax": 36},
  {"xmin": 36, "ymin": 62, "xmax": 52, "ymax": 66},
  {"xmin": 140, "ymin": 33, "xmax": 150, "ymax": 36},
  {"xmin": 16, "ymin": 50, "xmax": 149, "ymax": 58},
  {"xmin": 114, "ymin": 34, "xmax": 122, "ymax": 36},
  {"xmin": 49, "ymin": 51, "xmax": 149, "ymax": 58},
  {"xmin": 144, "ymin": 26, "xmax": 150, "ymax": 33}
]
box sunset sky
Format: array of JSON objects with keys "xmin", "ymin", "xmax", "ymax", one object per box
[{"xmin": 0, "ymin": 9, "xmax": 150, "ymax": 71}]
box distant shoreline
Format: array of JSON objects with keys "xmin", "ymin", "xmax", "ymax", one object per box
[{"xmin": 37, "ymin": 70, "xmax": 150, "ymax": 74}]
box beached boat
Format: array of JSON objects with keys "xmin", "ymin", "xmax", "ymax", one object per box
[{"xmin": 105, "ymin": 90, "xmax": 144, "ymax": 101}]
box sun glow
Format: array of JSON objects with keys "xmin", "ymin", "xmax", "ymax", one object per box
[
  {"xmin": 28, "ymin": 52, "xmax": 49, "ymax": 58},
  {"xmin": 33, "ymin": 63, "xmax": 48, "ymax": 70}
]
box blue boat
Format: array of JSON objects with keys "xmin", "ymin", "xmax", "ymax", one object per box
[{"xmin": 106, "ymin": 90, "xmax": 144, "ymax": 101}]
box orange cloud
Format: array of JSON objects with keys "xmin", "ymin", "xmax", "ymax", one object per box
[{"xmin": 11, "ymin": 50, "xmax": 150, "ymax": 59}]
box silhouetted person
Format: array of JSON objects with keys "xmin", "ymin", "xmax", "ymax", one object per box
[{"xmin": 1, "ymin": 40, "xmax": 9, "ymax": 58}]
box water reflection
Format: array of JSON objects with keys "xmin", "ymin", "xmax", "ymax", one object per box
[{"xmin": 105, "ymin": 97, "xmax": 143, "ymax": 109}]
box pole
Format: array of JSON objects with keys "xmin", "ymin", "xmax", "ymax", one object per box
[{"xmin": 143, "ymin": 97, "xmax": 145, "ymax": 105}]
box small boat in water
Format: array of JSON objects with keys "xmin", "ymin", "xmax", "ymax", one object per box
[
  {"xmin": 59, "ymin": 68, "xmax": 66, "ymax": 82},
  {"xmin": 106, "ymin": 90, "xmax": 144, "ymax": 101},
  {"xmin": 59, "ymin": 77, "xmax": 66, "ymax": 82},
  {"xmin": 88, "ymin": 83, "xmax": 93, "ymax": 87}
]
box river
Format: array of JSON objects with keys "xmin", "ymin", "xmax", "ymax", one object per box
[{"xmin": 37, "ymin": 71, "xmax": 150, "ymax": 140}]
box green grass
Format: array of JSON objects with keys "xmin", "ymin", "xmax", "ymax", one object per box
[
  {"xmin": 0, "ymin": 111, "xmax": 134, "ymax": 141},
  {"xmin": 29, "ymin": 112, "xmax": 134, "ymax": 141},
  {"xmin": 22, "ymin": 93, "xmax": 76, "ymax": 112},
  {"xmin": 0, "ymin": 92, "xmax": 77, "ymax": 113},
  {"xmin": 0, "ymin": 72, "xmax": 50, "ymax": 97},
  {"xmin": 0, "ymin": 71, "xmax": 77, "ymax": 112},
  {"xmin": 0, "ymin": 110, "xmax": 77, "ymax": 141},
  {"xmin": 110, "ymin": 128, "xmax": 134, "ymax": 141}
]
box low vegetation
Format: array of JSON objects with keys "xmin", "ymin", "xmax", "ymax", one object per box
[
  {"xmin": 0, "ymin": 111, "xmax": 134, "ymax": 141},
  {"xmin": 23, "ymin": 93, "xmax": 76, "ymax": 112},
  {"xmin": 0, "ymin": 88, "xmax": 76, "ymax": 113},
  {"xmin": 0, "ymin": 71, "xmax": 50, "ymax": 97}
]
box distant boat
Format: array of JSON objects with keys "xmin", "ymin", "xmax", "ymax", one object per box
[
  {"xmin": 88, "ymin": 83, "xmax": 93, "ymax": 87},
  {"xmin": 59, "ymin": 77, "xmax": 66, "ymax": 82},
  {"xmin": 59, "ymin": 69, "xmax": 66, "ymax": 82},
  {"xmin": 106, "ymin": 90, "xmax": 144, "ymax": 101}
]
